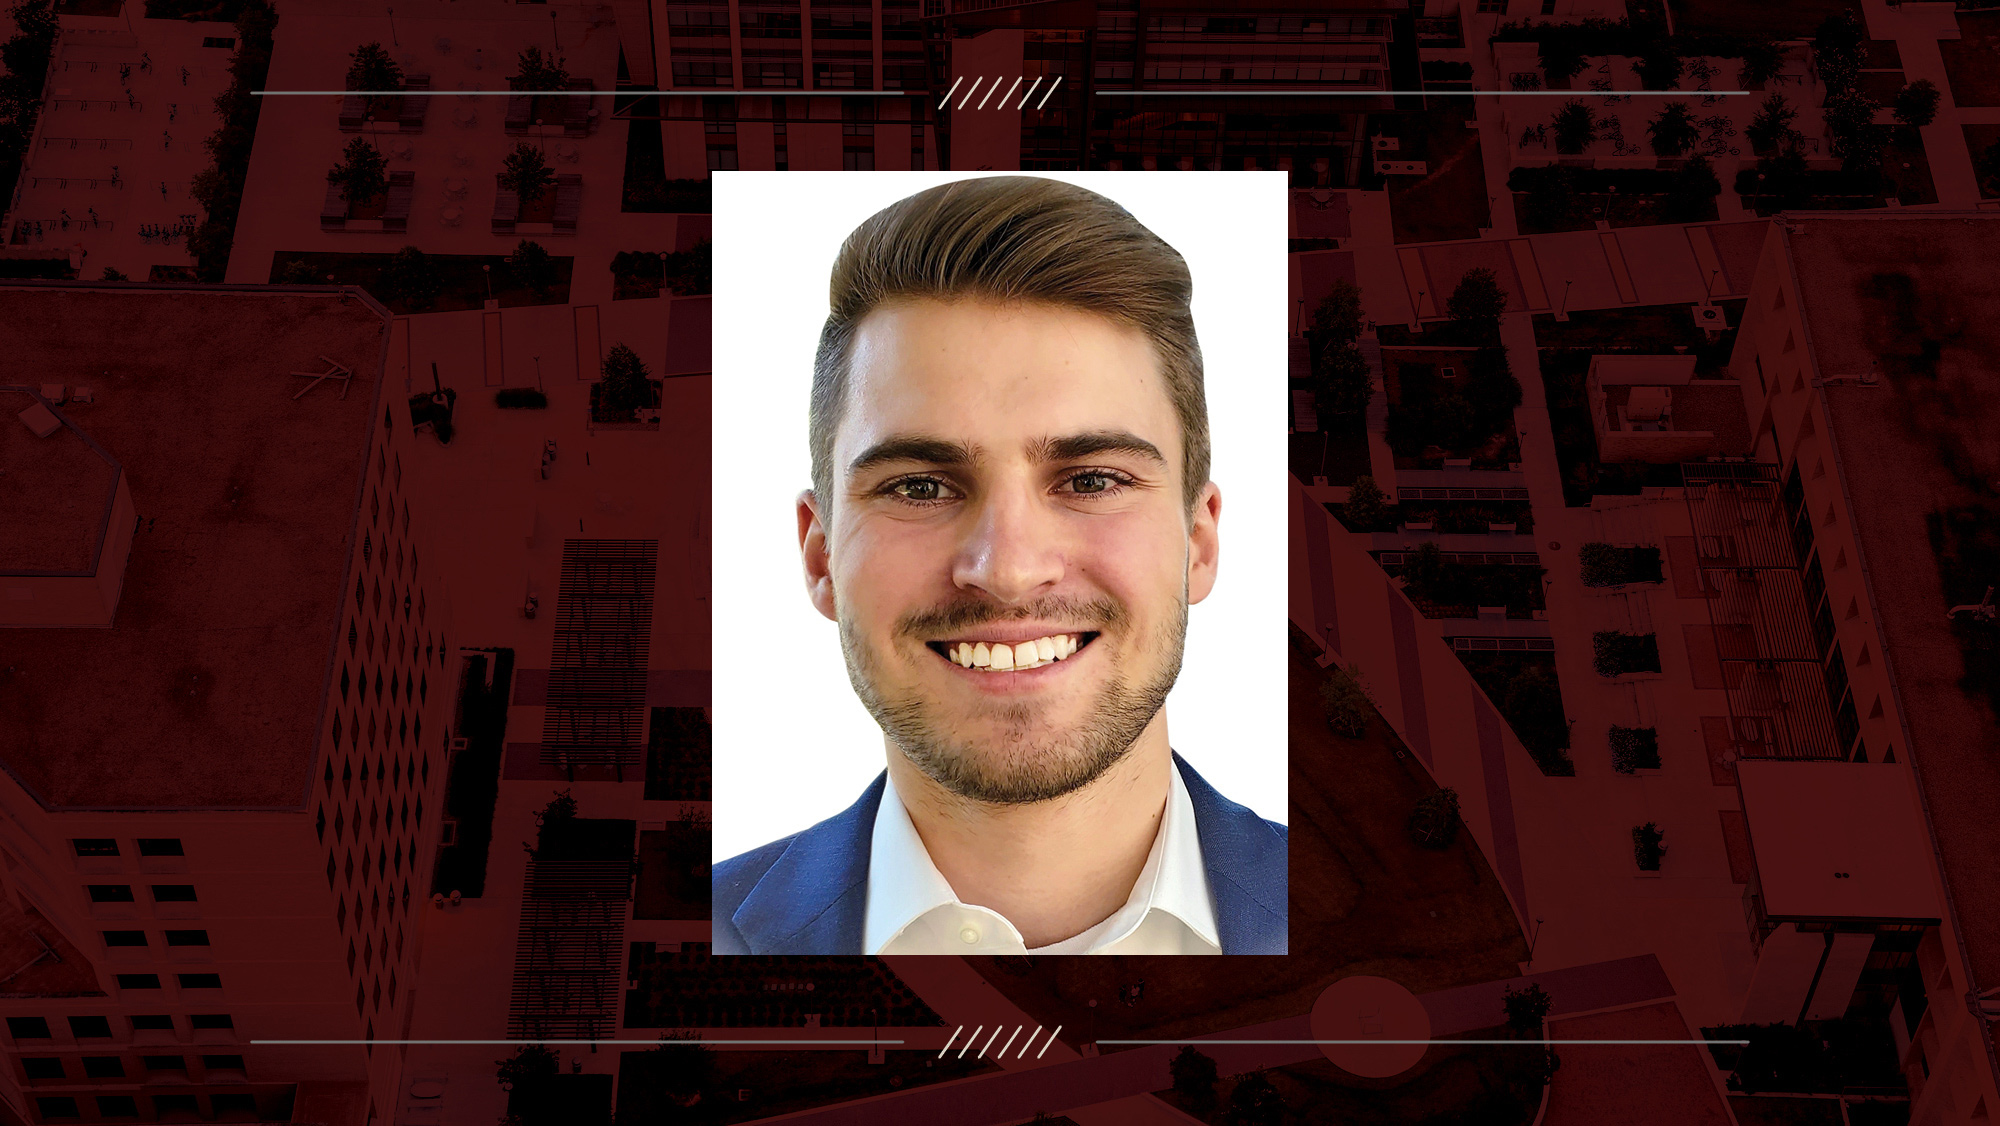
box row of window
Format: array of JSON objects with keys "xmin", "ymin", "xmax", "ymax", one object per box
[
  {"xmin": 86, "ymin": 885, "xmax": 195, "ymax": 903},
  {"xmin": 8, "ymin": 1014, "xmax": 232, "ymax": 1039},
  {"xmin": 113, "ymin": 973, "xmax": 222, "ymax": 991},
  {"xmin": 24, "ymin": 1053, "xmax": 243, "ymax": 1080},
  {"xmin": 70, "ymin": 840, "xmax": 182, "ymax": 859},
  {"xmin": 103, "ymin": 929, "xmax": 205, "ymax": 947},
  {"xmin": 37, "ymin": 1092, "xmax": 260, "ymax": 1121}
]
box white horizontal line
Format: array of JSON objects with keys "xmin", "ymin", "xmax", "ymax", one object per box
[
  {"xmin": 253, "ymin": 90, "xmax": 904, "ymax": 96},
  {"xmin": 252, "ymin": 1039, "xmax": 905, "ymax": 1045},
  {"xmin": 1098, "ymin": 89, "xmax": 1751, "ymax": 96},
  {"xmin": 1097, "ymin": 1039, "xmax": 1748, "ymax": 1046}
]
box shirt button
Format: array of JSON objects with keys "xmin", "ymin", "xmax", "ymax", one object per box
[{"xmin": 959, "ymin": 926, "xmax": 980, "ymax": 945}]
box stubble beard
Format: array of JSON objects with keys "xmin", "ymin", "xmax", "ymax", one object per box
[{"xmin": 838, "ymin": 596, "xmax": 1188, "ymax": 806}]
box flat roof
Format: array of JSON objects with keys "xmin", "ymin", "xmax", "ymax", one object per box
[
  {"xmin": 0, "ymin": 288, "xmax": 385, "ymax": 809},
  {"xmin": 1737, "ymin": 760, "xmax": 1941, "ymax": 922},
  {"xmin": 1, "ymin": 388, "xmax": 118, "ymax": 574},
  {"xmin": 1785, "ymin": 214, "xmax": 2000, "ymax": 972}
]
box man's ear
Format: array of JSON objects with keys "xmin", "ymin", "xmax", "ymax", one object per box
[
  {"xmin": 1186, "ymin": 481, "xmax": 1222, "ymax": 605},
  {"xmin": 798, "ymin": 489, "xmax": 839, "ymax": 623}
]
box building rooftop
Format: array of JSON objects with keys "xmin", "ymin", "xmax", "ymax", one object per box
[
  {"xmin": 1737, "ymin": 760, "xmax": 1940, "ymax": 923},
  {"xmin": 1784, "ymin": 213, "xmax": 2000, "ymax": 975},
  {"xmin": 0, "ymin": 287, "xmax": 387, "ymax": 809},
  {"xmin": 0, "ymin": 388, "xmax": 118, "ymax": 575}
]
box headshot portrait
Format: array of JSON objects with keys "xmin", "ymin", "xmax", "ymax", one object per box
[{"xmin": 709, "ymin": 172, "xmax": 1288, "ymax": 956}]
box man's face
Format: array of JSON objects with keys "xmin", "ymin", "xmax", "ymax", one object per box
[{"xmin": 799, "ymin": 298, "xmax": 1221, "ymax": 806}]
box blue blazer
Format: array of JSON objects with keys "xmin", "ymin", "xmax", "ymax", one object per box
[{"xmin": 713, "ymin": 751, "xmax": 1287, "ymax": 955}]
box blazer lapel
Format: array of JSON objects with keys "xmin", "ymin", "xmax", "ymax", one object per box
[
  {"xmin": 729, "ymin": 772, "xmax": 885, "ymax": 954},
  {"xmin": 1174, "ymin": 752, "xmax": 1289, "ymax": 954}
]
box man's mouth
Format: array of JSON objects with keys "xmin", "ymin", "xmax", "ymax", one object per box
[{"xmin": 924, "ymin": 632, "xmax": 1099, "ymax": 672}]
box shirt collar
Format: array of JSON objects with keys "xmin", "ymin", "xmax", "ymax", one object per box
[{"xmin": 862, "ymin": 757, "xmax": 1220, "ymax": 954}]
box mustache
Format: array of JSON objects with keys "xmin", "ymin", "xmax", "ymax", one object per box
[{"xmin": 895, "ymin": 596, "xmax": 1129, "ymax": 639}]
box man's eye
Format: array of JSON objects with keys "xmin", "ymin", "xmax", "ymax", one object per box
[
  {"xmin": 891, "ymin": 478, "xmax": 949, "ymax": 502},
  {"xmin": 1071, "ymin": 474, "xmax": 1114, "ymax": 494}
]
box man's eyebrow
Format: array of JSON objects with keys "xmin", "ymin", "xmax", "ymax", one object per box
[
  {"xmin": 1030, "ymin": 430, "xmax": 1168, "ymax": 467},
  {"xmin": 846, "ymin": 436, "xmax": 979, "ymax": 480}
]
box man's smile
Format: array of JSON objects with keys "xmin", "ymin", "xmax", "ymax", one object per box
[{"xmin": 924, "ymin": 631, "xmax": 1101, "ymax": 671}]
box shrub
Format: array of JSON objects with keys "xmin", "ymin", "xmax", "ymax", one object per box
[
  {"xmin": 510, "ymin": 239, "xmax": 557, "ymax": 297},
  {"xmin": 1319, "ymin": 666, "xmax": 1372, "ymax": 737},
  {"xmin": 1552, "ymin": 101, "xmax": 1597, "ymax": 155},
  {"xmin": 1169, "ymin": 1047, "xmax": 1219, "ymax": 1110},
  {"xmin": 495, "ymin": 388, "xmax": 548, "ymax": 409},
  {"xmin": 1661, "ymin": 154, "xmax": 1721, "ymax": 222},
  {"xmin": 99, "ymin": 267, "xmax": 127, "ymax": 281},
  {"xmin": 1893, "ymin": 79, "xmax": 1939, "ymax": 128},
  {"xmin": 1407, "ymin": 787, "xmax": 1460, "ymax": 849},
  {"xmin": 495, "ymin": 1044, "xmax": 559, "ymax": 1088},
  {"xmin": 512, "ymin": 45, "xmax": 569, "ymax": 92},
  {"xmin": 1447, "ymin": 267, "xmax": 1509, "ymax": 332},
  {"xmin": 1593, "ymin": 631, "xmax": 1661, "ymax": 677},
  {"xmin": 1632, "ymin": 821, "xmax": 1667, "ymax": 870},
  {"xmin": 275, "ymin": 258, "xmax": 319, "ymax": 285},
  {"xmin": 1746, "ymin": 93, "xmax": 1802, "ymax": 154},
  {"xmin": 1647, "ymin": 102, "xmax": 1699, "ymax": 157},
  {"xmin": 328, "ymin": 136, "xmax": 388, "ymax": 203},
  {"xmin": 1503, "ymin": 983, "xmax": 1553, "ymax": 1038},
  {"xmin": 501, "ymin": 142, "xmax": 556, "ymax": 205},
  {"xmin": 345, "ymin": 41, "xmax": 402, "ymax": 118},
  {"xmin": 1521, "ymin": 165, "xmax": 1585, "ymax": 231},
  {"xmin": 376, "ymin": 246, "xmax": 441, "ymax": 311},
  {"xmin": 598, "ymin": 342, "xmax": 658, "ymax": 416},
  {"xmin": 1737, "ymin": 38, "xmax": 1785, "ymax": 87},
  {"xmin": 1463, "ymin": 345, "xmax": 1522, "ymax": 433},
  {"xmin": 1634, "ymin": 45, "xmax": 1684, "ymax": 91},
  {"xmin": 1510, "ymin": 71, "xmax": 1543, "ymax": 91},
  {"xmin": 1579, "ymin": 543, "xmax": 1664, "ymax": 585},
  {"xmin": 1822, "ymin": 89, "xmax": 1881, "ymax": 173},
  {"xmin": 182, "ymin": 0, "xmax": 277, "ymax": 279},
  {"xmin": 1228, "ymin": 1074, "xmax": 1286, "ymax": 1126},
  {"xmin": 1311, "ymin": 277, "xmax": 1365, "ymax": 345},
  {"xmin": 1609, "ymin": 725, "xmax": 1661, "ymax": 772},
  {"xmin": 1399, "ymin": 541, "xmax": 1447, "ymax": 600},
  {"xmin": 1341, "ymin": 475, "xmax": 1390, "ymax": 532}
]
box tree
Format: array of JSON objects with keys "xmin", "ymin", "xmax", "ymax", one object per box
[
  {"xmin": 511, "ymin": 239, "xmax": 557, "ymax": 298},
  {"xmin": 1822, "ymin": 89, "xmax": 1882, "ymax": 175},
  {"xmin": 1447, "ymin": 267, "xmax": 1509, "ymax": 329},
  {"xmin": 1503, "ymin": 983, "xmax": 1553, "ymax": 1039},
  {"xmin": 1341, "ymin": 475, "xmax": 1389, "ymax": 532},
  {"xmin": 1812, "ymin": 9, "xmax": 1865, "ymax": 96},
  {"xmin": 345, "ymin": 40, "xmax": 403, "ymax": 117},
  {"xmin": 501, "ymin": 142, "xmax": 556, "ymax": 205},
  {"xmin": 1312, "ymin": 343, "xmax": 1372, "ymax": 422},
  {"xmin": 1632, "ymin": 821, "xmax": 1668, "ymax": 870},
  {"xmin": 1319, "ymin": 665, "xmax": 1372, "ymax": 737},
  {"xmin": 599, "ymin": 342, "xmax": 657, "ymax": 416},
  {"xmin": 327, "ymin": 135, "xmax": 387, "ymax": 203},
  {"xmin": 1228, "ymin": 1073, "xmax": 1286, "ymax": 1126},
  {"xmin": 378, "ymin": 245, "xmax": 440, "ymax": 311},
  {"xmin": 1661, "ymin": 153, "xmax": 1720, "ymax": 223},
  {"xmin": 513, "ymin": 44, "xmax": 569, "ymax": 91},
  {"xmin": 276, "ymin": 258, "xmax": 319, "ymax": 285},
  {"xmin": 1552, "ymin": 101, "xmax": 1596, "ymax": 155},
  {"xmin": 1893, "ymin": 78, "xmax": 1940, "ymax": 127},
  {"xmin": 1310, "ymin": 277, "xmax": 1364, "ymax": 344},
  {"xmin": 1736, "ymin": 38, "xmax": 1785, "ymax": 88},
  {"xmin": 653, "ymin": 1031, "xmax": 715, "ymax": 1106},
  {"xmin": 1746, "ymin": 93, "xmax": 1801, "ymax": 154},
  {"xmin": 495, "ymin": 1045, "xmax": 559, "ymax": 1089},
  {"xmin": 1646, "ymin": 101, "xmax": 1699, "ymax": 157},
  {"xmin": 1538, "ymin": 37, "xmax": 1589, "ymax": 84},
  {"xmin": 1634, "ymin": 44, "xmax": 1684, "ymax": 91},
  {"xmin": 1169, "ymin": 1046, "xmax": 1219, "ymax": 1113}
]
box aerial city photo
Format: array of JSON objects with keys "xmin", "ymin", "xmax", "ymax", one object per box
[{"xmin": 2, "ymin": 0, "xmax": 1999, "ymax": 1122}]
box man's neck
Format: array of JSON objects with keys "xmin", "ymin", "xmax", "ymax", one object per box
[{"xmin": 885, "ymin": 717, "xmax": 1173, "ymax": 949}]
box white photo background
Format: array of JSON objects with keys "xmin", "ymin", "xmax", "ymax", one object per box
[{"xmin": 710, "ymin": 170, "xmax": 1289, "ymax": 861}]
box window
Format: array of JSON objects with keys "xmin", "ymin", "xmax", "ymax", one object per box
[
  {"xmin": 189, "ymin": 1014, "xmax": 233, "ymax": 1030},
  {"xmin": 202, "ymin": 1053, "xmax": 245, "ymax": 1070},
  {"xmin": 211, "ymin": 1093, "xmax": 258, "ymax": 1115},
  {"xmin": 88, "ymin": 885, "xmax": 135, "ymax": 902},
  {"xmin": 151, "ymin": 1095, "xmax": 199, "ymax": 1116},
  {"xmin": 137, "ymin": 839, "xmax": 183, "ymax": 857},
  {"xmin": 96, "ymin": 1095, "xmax": 139, "ymax": 1118},
  {"xmin": 68, "ymin": 1016, "xmax": 112, "ymax": 1038},
  {"xmin": 22, "ymin": 1057, "xmax": 64, "ymax": 1079},
  {"xmin": 115, "ymin": 974, "xmax": 162, "ymax": 990},
  {"xmin": 130, "ymin": 1014, "xmax": 173, "ymax": 1031},
  {"xmin": 35, "ymin": 1097, "xmax": 79, "ymax": 1120},
  {"xmin": 164, "ymin": 929, "xmax": 210, "ymax": 947},
  {"xmin": 141, "ymin": 1055, "xmax": 187, "ymax": 1072},
  {"xmin": 7, "ymin": 1016, "xmax": 50, "ymax": 1039},
  {"xmin": 177, "ymin": 973, "xmax": 222, "ymax": 990},
  {"xmin": 82, "ymin": 1056, "xmax": 124, "ymax": 1078},
  {"xmin": 71, "ymin": 839, "xmax": 118, "ymax": 856},
  {"xmin": 151, "ymin": 885, "xmax": 197, "ymax": 902},
  {"xmin": 103, "ymin": 930, "xmax": 146, "ymax": 947}
]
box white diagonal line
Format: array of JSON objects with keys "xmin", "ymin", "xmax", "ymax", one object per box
[
  {"xmin": 977, "ymin": 1025, "xmax": 1004, "ymax": 1058},
  {"xmin": 995, "ymin": 77, "xmax": 1021, "ymax": 110},
  {"xmin": 977, "ymin": 76, "xmax": 1000, "ymax": 110},
  {"xmin": 937, "ymin": 1024, "xmax": 963, "ymax": 1058},
  {"xmin": 958, "ymin": 76, "xmax": 985, "ymax": 111},
  {"xmin": 995, "ymin": 1025, "xmax": 1023, "ymax": 1059},
  {"xmin": 937, "ymin": 75, "xmax": 963, "ymax": 111},
  {"xmin": 1017, "ymin": 77, "xmax": 1042, "ymax": 110},
  {"xmin": 1016, "ymin": 1025, "xmax": 1042, "ymax": 1058},
  {"xmin": 1036, "ymin": 74, "xmax": 1062, "ymax": 110},
  {"xmin": 1036, "ymin": 1024, "xmax": 1062, "ymax": 1058},
  {"xmin": 957, "ymin": 1024, "xmax": 983, "ymax": 1058}
]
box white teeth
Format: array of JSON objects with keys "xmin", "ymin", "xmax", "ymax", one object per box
[
  {"xmin": 1036, "ymin": 637, "xmax": 1056, "ymax": 662},
  {"xmin": 990, "ymin": 644, "xmax": 1014, "ymax": 670},
  {"xmin": 956, "ymin": 643, "xmax": 972, "ymax": 667},
  {"xmin": 972, "ymin": 642, "xmax": 990, "ymax": 668},
  {"xmin": 944, "ymin": 634, "xmax": 1085, "ymax": 670}
]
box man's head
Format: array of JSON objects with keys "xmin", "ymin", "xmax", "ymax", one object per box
[{"xmin": 799, "ymin": 177, "xmax": 1221, "ymax": 807}]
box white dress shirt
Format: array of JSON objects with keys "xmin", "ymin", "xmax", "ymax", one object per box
[{"xmin": 863, "ymin": 761, "xmax": 1222, "ymax": 955}]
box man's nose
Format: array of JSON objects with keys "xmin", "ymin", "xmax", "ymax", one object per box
[{"xmin": 952, "ymin": 488, "xmax": 1065, "ymax": 604}]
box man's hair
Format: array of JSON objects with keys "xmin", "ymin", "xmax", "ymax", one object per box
[{"xmin": 810, "ymin": 176, "xmax": 1209, "ymax": 520}]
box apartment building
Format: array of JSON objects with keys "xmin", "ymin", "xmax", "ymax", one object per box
[
  {"xmin": 0, "ymin": 286, "xmax": 456, "ymax": 1126},
  {"xmin": 1717, "ymin": 213, "xmax": 2000, "ymax": 1125}
]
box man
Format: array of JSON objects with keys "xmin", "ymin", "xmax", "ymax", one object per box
[{"xmin": 714, "ymin": 177, "xmax": 1287, "ymax": 955}]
